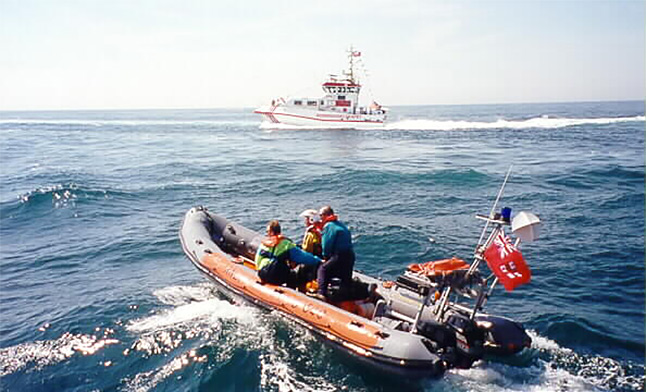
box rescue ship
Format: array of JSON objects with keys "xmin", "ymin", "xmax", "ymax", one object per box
[
  {"xmin": 253, "ymin": 48, "xmax": 387, "ymax": 129},
  {"xmin": 179, "ymin": 174, "xmax": 541, "ymax": 376}
]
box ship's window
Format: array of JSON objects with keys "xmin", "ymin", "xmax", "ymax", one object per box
[
  {"xmin": 307, "ymin": 100, "xmax": 317, "ymax": 106},
  {"xmin": 320, "ymin": 100, "xmax": 324, "ymax": 105},
  {"xmin": 294, "ymin": 100, "xmax": 302, "ymax": 105},
  {"xmin": 338, "ymin": 96, "xmax": 346, "ymax": 100}
]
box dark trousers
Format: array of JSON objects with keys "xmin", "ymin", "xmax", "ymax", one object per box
[
  {"xmin": 258, "ymin": 259, "xmax": 291, "ymax": 285},
  {"xmin": 317, "ymin": 250, "xmax": 355, "ymax": 296},
  {"xmin": 294, "ymin": 264, "xmax": 318, "ymax": 287}
]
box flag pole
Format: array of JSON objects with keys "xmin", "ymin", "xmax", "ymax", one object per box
[
  {"xmin": 475, "ymin": 165, "xmax": 513, "ymax": 252},
  {"xmin": 467, "ymin": 166, "xmax": 513, "ymax": 277}
]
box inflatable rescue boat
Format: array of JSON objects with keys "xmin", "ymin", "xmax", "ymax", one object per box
[{"xmin": 179, "ymin": 177, "xmax": 541, "ymax": 377}]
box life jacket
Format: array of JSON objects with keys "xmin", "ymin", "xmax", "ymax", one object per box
[
  {"xmin": 302, "ymin": 225, "xmax": 322, "ymax": 256},
  {"xmin": 255, "ymin": 235, "xmax": 295, "ymax": 270},
  {"xmin": 321, "ymin": 214, "xmax": 338, "ymax": 225}
]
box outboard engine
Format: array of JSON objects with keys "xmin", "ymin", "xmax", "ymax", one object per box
[
  {"xmin": 445, "ymin": 311, "xmax": 485, "ymax": 368},
  {"xmin": 476, "ymin": 315, "xmax": 532, "ymax": 355}
]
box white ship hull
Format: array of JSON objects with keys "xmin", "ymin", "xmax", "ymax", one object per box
[
  {"xmin": 255, "ymin": 48, "xmax": 386, "ymax": 130},
  {"xmin": 254, "ymin": 106, "xmax": 386, "ymax": 129}
]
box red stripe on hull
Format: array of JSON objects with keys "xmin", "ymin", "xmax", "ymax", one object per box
[{"xmin": 255, "ymin": 111, "xmax": 384, "ymax": 125}]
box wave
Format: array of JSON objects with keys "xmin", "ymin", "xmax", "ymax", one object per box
[
  {"xmin": 15, "ymin": 183, "xmax": 83, "ymax": 208},
  {"xmin": 2, "ymin": 183, "xmax": 125, "ymax": 215},
  {"xmin": 386, "ymin": 115, "xmax": 645, "ymax": 131}
]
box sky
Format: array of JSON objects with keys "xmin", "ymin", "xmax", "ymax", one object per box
[{"xmin": 0, "ymin": 0, "xmax": 644, "ymax": 110}]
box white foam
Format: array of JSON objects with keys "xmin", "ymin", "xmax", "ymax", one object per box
[
  {"xmin": 258, "ymin": 115, "xmax": 645, "ymax": 131},
  {"xmin": 0, "ymin": 332, "xmax": 119, "ymax": 376},
  {"xmin": 528, "ymin": 330, "xmax": 572, "ymax": 353},
  {"xmin": 433, "ymin": 330, "xmax": 644, "ymax": 391},
  {"xmin": 3, "ymin": 114, "xmax": 641, "ymax": 131},
  {"xmin": 385, "ymin": 115, "xmax": 645, "ymax": 131},
  {"xmin": 127, "ymin": 296, "xmax": 254, "ymax": 334},
  {"xmin": 441, "ymin": 361, "xmax": 603, "ymax": 392},
  {"xmin": 122, "ymin": 349, "xmax": 208, "ymax": 392},
  {"xmin": 259, "ymin": 341, "xmax": 337, "ymax": 392},
  {"xmin": 259, "ymin": 122, "xmax": 375, "ymax": 131},
  {"xmin": 152, "ymin": 283, "xmax": 218, "ymax": 306}
]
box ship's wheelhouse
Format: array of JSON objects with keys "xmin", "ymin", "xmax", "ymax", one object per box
[{"xmin": 320, "ymin": 81, "xmax": 361, "ymax": 113}]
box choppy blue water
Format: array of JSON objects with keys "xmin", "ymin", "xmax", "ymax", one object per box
[{"xmin": 1, "ymin": 101, "xmax": 644, "ymax": 391}]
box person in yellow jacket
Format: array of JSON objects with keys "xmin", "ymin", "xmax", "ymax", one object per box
[
  {"xmin": 255, "ymin": 220, "xmax": 321, "ymax": 286},
  {"xmin": 299, "ymin": 209, "xmax": 323, "ymax": 257}
]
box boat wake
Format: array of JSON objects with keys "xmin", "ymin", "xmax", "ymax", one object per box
[
  {"xmin": 3, "ymin": 114, "xmax": 642, "ymax": 132},
  {"xmin": 1, "ymin": 282, "xmax": 642, "ymax": 391},
  {"xmin": 131, "ymin": 284, "xmax": 251, "ymax": 326},
  {"xmin": 429, "ymin": 331, "xmax": 645, "ymax": 392},
  {"xmin": 259, "ymin": 122, "xmax": 366, "ymax": 131},
  {"xmin": 122, "ymin": 283, "xmax": 338, "ymax": 392},
  {"xmin": 125, "ymin": 282, "xmax": 645, "ymax": 391},
  {"xmin": 258, "ymin": 115, "xmax": 645, "ymax": 131},
  {"xmin": 0, "ymin": 330, "xmax": 119, "ymax": 377},
  {"xmin": 385, "ymin": 115, "xmax": 645, "ymax": 131}
]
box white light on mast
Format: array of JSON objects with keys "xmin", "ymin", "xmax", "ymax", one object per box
[{"xmin": 511, "ymin": 212, "xmax": 542, "ymax": 243}]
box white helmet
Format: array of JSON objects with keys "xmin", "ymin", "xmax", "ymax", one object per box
[{"xmin": 299, "ymin": 209, "xmax": 320, "ymax": 222}]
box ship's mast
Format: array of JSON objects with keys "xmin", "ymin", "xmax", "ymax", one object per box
[{"xmin": 347, "ymin": 46, "xmax": 356, "ymax": 84}]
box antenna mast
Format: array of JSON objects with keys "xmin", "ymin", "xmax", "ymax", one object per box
[{"xmin": 347, "ymin": 46, "xmax": 356, "ymax": 83}]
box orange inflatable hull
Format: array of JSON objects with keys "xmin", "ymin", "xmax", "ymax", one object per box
[{"xmin": 201, "ymin": 251, "xmax": 381, "ymax": 351}]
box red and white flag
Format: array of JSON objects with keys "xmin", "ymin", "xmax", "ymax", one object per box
[{"xmin": 483, "ymin": 229, "xmax": 531, "ymax": 291}]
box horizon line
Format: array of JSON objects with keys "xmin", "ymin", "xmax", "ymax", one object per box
[{"xmin": 0, "ymin": 98, "xmax": 643, "ymax": 113}]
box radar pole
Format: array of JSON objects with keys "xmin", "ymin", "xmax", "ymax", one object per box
[{"xmin": 347, "ymin": 46, "xmax": 356, "ymax": 83}]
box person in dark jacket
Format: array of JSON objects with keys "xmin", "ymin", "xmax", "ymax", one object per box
[
  {"xmin": 255, "ymin": 220, "xmax": 321, "ymax": 286},
  {"xmin": 316, "ymin": 206, "xmax": 355, "ymax": 297}
]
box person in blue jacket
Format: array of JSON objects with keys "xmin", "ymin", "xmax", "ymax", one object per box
[
  {"xmin": 316, "ymin": 206, "xmax": 355, "ymax": 297},
  {"xmin": 255, "ymin": 220, "xmax": 321, "ymax": 286}
]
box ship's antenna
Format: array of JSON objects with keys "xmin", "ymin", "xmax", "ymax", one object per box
[
  {"xmin": 347, "ymin": 45, "xmax": 355, "ymax": 83},
  {"xmin": 475, "ymin": 165, "xmax": 513, "ymax": 250}
]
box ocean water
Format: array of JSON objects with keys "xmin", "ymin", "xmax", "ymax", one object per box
[{"xmin": 0, "ymin": 101, "xmax": 644, "ymax": 391}]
